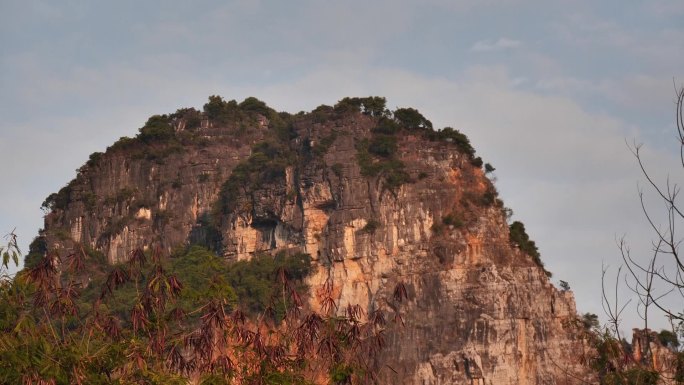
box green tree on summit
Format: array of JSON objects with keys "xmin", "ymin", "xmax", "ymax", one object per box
[
  {"xmin": 394, "ymin": 107, "xmax": 432, "ymax": 130},
  {"xmin": 138, "ymin": 115, "xmax": 174, "ymax": 143},
  {"xmin": 239, "ymin": 96, "xmax": 271, "ymax": 116}
]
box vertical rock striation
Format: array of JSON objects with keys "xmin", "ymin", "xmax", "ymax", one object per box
[{"xmin": 40, "ymin": 98, "xmax": 590, "ymax": 384}]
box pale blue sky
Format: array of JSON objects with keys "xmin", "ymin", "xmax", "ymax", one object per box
[{"xmin": 2, "ymin": 0, "xmax": 683, "ymax": 331}]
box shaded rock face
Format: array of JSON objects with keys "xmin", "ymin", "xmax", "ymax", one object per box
[{"xmin": 42, "ymin": 105, "xmax": 588, "ymax": 384}]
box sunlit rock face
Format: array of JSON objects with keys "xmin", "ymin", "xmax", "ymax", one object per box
[{"xmin": 42, "ymin": 105, "xmax": 589, "ymax": 384}]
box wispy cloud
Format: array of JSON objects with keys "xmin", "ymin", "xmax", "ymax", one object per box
[{"xmin": 470, "ymin": 37, "xmax": 522, "ymax": 52}]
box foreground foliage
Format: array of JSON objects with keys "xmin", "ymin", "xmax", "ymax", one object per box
[
  {"xmin": 574, "ymin": 322, "xmax": 684, "ymax": 385},
  {"xmin": 0, "ymin": 242, "xmax": 406, "ymax": 384},
  {"xmin": 584, "ymin": 87, "xmax": 684, "ymax": 384}
]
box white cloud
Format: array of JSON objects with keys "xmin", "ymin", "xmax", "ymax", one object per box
[{"xmin": 471, "ymin": 38, "xmax": 522, "ymax": 52}]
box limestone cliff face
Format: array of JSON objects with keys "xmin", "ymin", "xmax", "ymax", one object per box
[
  {"xmin": 41, "ymin": 100, "xmax": 589, "ymax": 384},
  {"xmin": 43, "ymin": 119, "xmax": 268, "ymax": 263}
]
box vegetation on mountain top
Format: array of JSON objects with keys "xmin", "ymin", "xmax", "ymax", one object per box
[
  {"xmin": 393, "ymin": 107, "xmax": 432, "ymax": 131},
  {"xmin": 41, "ymin": 95, "xmax": 487, "ymax": 216},
  {"xmin": 423, "ymin": 126, "xmax": 475, "ymax": 158},
  {"xmin": 39, "ymin": 94, "xmax": 536, "ymax": 280},
  {"xmin": 334, "ymin": 96, "xmax": 389, "ymax": 117}
]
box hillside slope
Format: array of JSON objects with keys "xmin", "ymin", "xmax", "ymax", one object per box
[{"xmin": 36, "ymin": 96, "xmax": 590, "ymax": 384}]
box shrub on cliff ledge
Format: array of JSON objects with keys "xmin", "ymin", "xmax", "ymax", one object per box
[
  {"xmin": 215, "ymin": 140, "xmax": 295, "ymax": 217},
  {"xmin": 394, "ymin": 107, "xmax": 432, "ymax": 130},
  {"xmin": 509, "ymin": 220, "xmax": 550, "ymax": 276},
  {"xmin": 368, "ymin": 135, "xmax": 397, "ymax": 158},
  {"xmin": 372, "ymin": 117, "xmax": 400, "ymax": 135},
  {"xmin": 424, "ymin": 126, "xmax": 476, "ymax": 158},
  {"xmin": 138, "ymin": 115, "xmax": 175, "ymax": 143},
  {"xmin": 170, "ymin": 107, "xmax": 202, "ymax": 130},
  {"xmin": 239, "ymin": 96, "xmax": 271, "ymax": 116},
  {"xmin": 334, "ymin": 96, "xmax": 388, "ymax": 117},
  {"xmin": 203, "ymin": 95, "xmax": 241, "ymax": 124},
  {"xmin": 356, "ymin": 139, "xmax": 411, "ymax": 191},
  {"xmin": 657, "ymin": 329, "xmax": 680, "ymax": 350}
]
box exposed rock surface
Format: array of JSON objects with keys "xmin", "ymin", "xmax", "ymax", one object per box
[
  {"xmin": 632, "ymin": 329, "xmax": 681, "ymax": 384},
  {"xmin": 40, "ymin": 99, "xmax": 590, "ymax": 384},
  {"xmin": 43, "ymin": 118, "xmax": 271, "ymax": 263}
]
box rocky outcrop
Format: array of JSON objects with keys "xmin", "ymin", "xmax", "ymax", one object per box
[
  {"xmin": 43, "ymin": 119, "xmax": 268, "ymax": 263},
  {"xmin": 40, "ymin": 99, "xmax": 590, "ymax": 384},
  {"xmin": 632, "ymin": 329, "xmax": 681, "ymax": 384}
]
